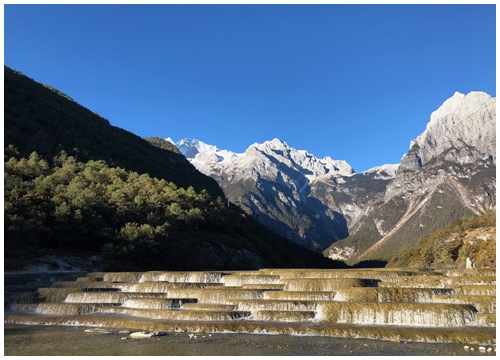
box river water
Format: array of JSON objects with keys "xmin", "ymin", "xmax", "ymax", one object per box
[{"xmin": 4, "ymin": 323, "xmax": 495, "ymax": 356}]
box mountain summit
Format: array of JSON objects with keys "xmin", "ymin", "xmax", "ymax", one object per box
[
  {"xmin": 169, "ymin": 91, "xmax": 495, "ymax": 262},
  {"xmin": 168, "ymin": 138, "xmax": 395, "ymax": 251},
  {"xmin": 169, "ymin": 137, "xmax": 355, "ymax": 182},
  {"xmin": 326, "ymin": 91, "xmax": 496, "ymax": 263},
  {"xmin": 405, "ymin": 91, "xmax": 495, "ymax": 168}
]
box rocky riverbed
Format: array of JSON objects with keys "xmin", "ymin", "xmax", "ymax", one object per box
[{"xmin": 4, "ymin": 323, "xmax": 496, "ymax": 356}]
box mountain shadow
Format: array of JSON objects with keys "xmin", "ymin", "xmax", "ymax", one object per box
[{"xmin": 4, "ymin": 65, "xmax": 347, "ymax": 272}]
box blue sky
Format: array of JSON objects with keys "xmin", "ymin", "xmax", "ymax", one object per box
[{"xmin": 4, "ymin": 5, "xmax": 496, "ymax": 172}]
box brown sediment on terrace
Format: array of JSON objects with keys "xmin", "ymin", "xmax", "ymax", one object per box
[
  {"xmin": 4, "ymin": 267, "xmax": 496, "ymax": 344},
  {"xmin": 3, "ymin": 313, "xmax": 496, "ymax": 344}
]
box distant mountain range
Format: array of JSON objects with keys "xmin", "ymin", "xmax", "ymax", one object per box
[{"xmin": 168, "ymin": 91, "xmax": 496, "ymax": 264}]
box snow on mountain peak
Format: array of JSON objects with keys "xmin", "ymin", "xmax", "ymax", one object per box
[
  {"xmin": 251, "ymin": 139, "xmax": 355, "ymax": 178},
  {"xmin": 255, "ymin": 138, "xmax": 289, "ymax": 152},
  {"xmin": 429, "ymin": 91, "xmax": 492, "ymax": 124},
  {"xmin": 168, "ymin": 138, "xmax": 356, "ymax": 181},
  {"xmin": 362, "ymin": 164, "xmax": 399, "ymax": 179},
  {"xmin": 411, "ymin": 91, "xmax": 496, "ymax": 165},
  {"xmin": 174, "ymin": 138, "xmax": 217, "ymax": 159}
]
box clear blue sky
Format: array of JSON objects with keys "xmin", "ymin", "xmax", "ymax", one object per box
[{"xmin": 4, "ymin": 5, "xmax": 496, "ymax": 172}]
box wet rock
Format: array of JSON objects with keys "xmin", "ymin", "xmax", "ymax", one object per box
[
  {"xmin": 129, "ymin": 331, "xmax": 154, "ymax": 338},
  {"xmin": 154, "ymin": 331, "xmax": 168, "ymax": 337}
]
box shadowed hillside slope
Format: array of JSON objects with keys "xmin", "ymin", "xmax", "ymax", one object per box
[
  {"xmin": 4, "ymin": 66, "xmax": 223, "ymax": 199},
  {"xmin": 4, "ymin": 66, "xmax": 343, "ymax": 271}
]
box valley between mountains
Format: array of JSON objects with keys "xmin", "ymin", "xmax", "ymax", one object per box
[
  {"xmin": 168, "ymin": 91, "xmax": 496, "ymax": 265},
  {"xmin": 4, "ymin": 66, "xmax": 495, "ymax": 270}
]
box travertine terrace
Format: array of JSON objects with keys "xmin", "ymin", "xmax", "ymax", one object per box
[{"xmin": 4, "ymin": 268, "xmax": 496, "ymax": 344}]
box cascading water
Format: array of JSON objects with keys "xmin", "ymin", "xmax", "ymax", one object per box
[
  {"xmin": 100, "ymin": 307, "xmax": 251, "ymax": 321},
  {"xmin": 165, "ymin": 288, "xmax": 264, "ymax": 303},
  {"xmin": 263, "ymin": 291, "xmax": 336, "ymax": 301},
  {"xmin": 65, "ymin": 292, "xmax": 134, "ymax": 304},
  {"xmin": 316, "ymin": 302, "xmax": 477, "ymax": 327},
  {"xmin": 432, "ymin": 294, "xmax": 496, "ymax": 313},
  {"xmin": 251, "ymin": 310, "xmax": 316, "ymax": 322},
  {"xmin": 449, "ymin": 285, "xmax": 496, "ymax": 295},
  {"xmin": 283, "ymin": 278, "xmax": 379, "ymax": 291},
  {"xmin": 138, "ymin": 271, "xmax": 227, "ymax": 283},
  {"xmin": 101, "ymin": 272, "xmax": 145, "ymax": 283},
  {"xmin": 4, "ymin": 268, "xmax": 496, "ymax": 344},
  {"xmin": 121, "ymin": 298, "xmax": 196, "ymax": 310},
  {"xmin": 231, "ymin": 299, "xmax": 318, "ymax": 311},
  {"xmin": 35, "ymin": 302, "xmax": 119, "ymax": 315},
  {"xmin": 333, "ymin": 287, "xmax": 454, "ymax": 303},
  {"xmin": 221, "ymin": 275, "xmax": 281, "ymax": 286},
  {"xmin": 241, "ymin": 284, "xmax": 285, "ymax": 290}
]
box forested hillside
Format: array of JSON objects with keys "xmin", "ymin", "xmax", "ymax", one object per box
[
  {"xmin": 4, "ymin": 66, "xmax": 223, "ymax": 199},
  {"xmin": 4, "ymin": 66, "xmax": 342, "ymax": 271},
  {"xmin": 387, "ymin": 211, "xmax": 496, "ymax": 268}
]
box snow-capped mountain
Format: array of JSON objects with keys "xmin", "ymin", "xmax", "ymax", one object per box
[
  {"xmin": 169, "ymin": 137, "xmax": 355, "ymax": 181},
  {"xmin": 167, "ymin": 138, "xmax": 396, "ymax": 251},
  {"xmin": 168, "ymin": 91, "xmax": 495, "ymax": 261},
  {"xmin": 167, "ymin": 137, "xmax": 242, "ymax": 177},
  {"xmin": 362, "ymin": 164, "xmax": 400, "ymax": 180},
  {"xmin": 414, "ymin": 91, "xmax": 496, "ymax": 165},
  {"xmin": 326, "ymin": 91, "xmax": 496, "ymax": 263}
]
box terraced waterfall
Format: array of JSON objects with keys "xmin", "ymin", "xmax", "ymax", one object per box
[{"xmin": 4, "ymin": 268, "xmax": 496, "ymax": 345}]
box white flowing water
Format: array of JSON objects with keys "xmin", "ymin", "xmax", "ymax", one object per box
[
  {"xmin": 316, "ymin": 302, "xmax": 477, "ymax": 327},
  {"xmin": 121, "ymin": 298, "xmax": 196, "ymax": 309},
  {"xmin": 333, "ymin": 287, "xmax": 454, "ymax": 303},
  {"xmin": 165, "ymin": 288, "xmax": 264, "ymax": 303},
  {"xmin": 139, "ymin": 271, "xmax": 227, "ymax": 283},
  {"xmin": 441, "ymin": 268, "xmax": 496, "ymax": 277},
  {"xmin": 100, "ymin": 307, "xmax": 251, "ymax": 321},
  {"xmin": 102, "ymin": 272, "xmax": 145, "ymax": 283},
  {"xmin": 221, "ymin": 275, "xmax": 281, "ymax": 286},
  {"xmin": 180, "ymin": 303, "xmax": 236, "ymax": 311},
  {"xmin": 4, "ymin": 268, "xmax": 496, "ymax": 345},
  {"xmin": 231, "ymin": 299, "xmax": 318, "ymax": 311},
  {"xmin": 432, "ymin": 294, "xmax": 496, "ymax": 313},
  {"xmin": 65, "ymin": 292, "xmax": 133, "ymax": 304},
  {"xmin": 241, "ymin": 284, "xmax": 285, "ymax": 290},
  {"xmin": 263, "ymin": 290, "xmax": 337, "ymax": 301},
  {"xmin": 389, "ymin": 275, "xmax": 496, "ymax": 287},
  {"xmin": 283, "ymin": 278, "xmax": 378, "ymax": 291},
  {"xmin": 35, "ymin": 302, "xmax": 118, "ymax": 315},
  {"xmin": 251, "ymin": 310, "xmax": 316, "ymax": 322},
  {"xmin": 448, "ymin": 285, "xmax": 496, "ymax": 295}
]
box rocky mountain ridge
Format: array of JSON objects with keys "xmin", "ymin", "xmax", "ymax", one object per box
[
  {"xmin": 325, "ymin": 91, "xmax": 496, "ymax": 263},
  {"xmin": 168, "ymin": 138, "xmax": 399, "ymax": 252},
  {"xmin": 169, "ymin": 137, "xmax": 357, "ymax": 182},
  {"xmin": 169, "ymin": 91, "xmax": 495, "ymax": 262},
  {"xmin": 412, "ymin": 91, "xmax": 495, "ymax": 165}
]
